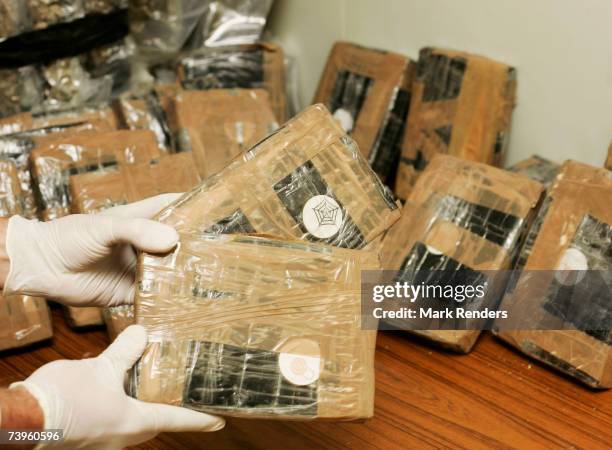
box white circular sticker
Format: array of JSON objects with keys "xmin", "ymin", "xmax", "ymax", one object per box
[
  {"xmin": 302, "ymin": 195, "xmax": 343, "ymax": 239},
  {"xmin": 555, "ymin": 247, "xmax": 588, "ymax": 286},
  {"xmin": 332, "ymin": 108, "xmax": 355, "ymax": 133},
  {"xmin": 278, "ymin": 339, "xmax": 321, "ymax": 386}
]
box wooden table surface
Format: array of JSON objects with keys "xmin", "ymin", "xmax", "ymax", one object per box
[{"xmin": 1, "ymin": 305, "xmax": 610, "ymax": 449}]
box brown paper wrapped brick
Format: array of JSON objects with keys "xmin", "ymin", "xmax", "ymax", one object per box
[
  {"xmin": 30, "ymin": 129, "xmax": 161, "ymax": 221},
  {"xmin": 179, "ymin": 43, "xmax": 287, "ymax": 123},
  {"xmin": 69, "ymin": 152, "xmax": 201, "ymax": 336},
  {"xmin": 395, "ymin": 47, "xmax": 516, "ymax": 200},
  {"xmin": 0, "ymin": 159, "xmax": 53, "ymax": 350},
  {"xmin": 0, "ymin": 295, "xmax": 52, "ymax": 351},
  {"xmin": 494, "ymin": 161, "xmax": 611, "ymax": 388},
  {"xmin": 380, "ymin": 154, "xmax": 543, "ymax": 352},
  {"xmin": 133, "ymin": 233, "xmax": 379, "ymax": 420},
  {"xmin": 64, "ymin": 306, "xmax": 104, "ymax": 328},
  {"xmin": 313, "ymin": 41, "xmax": 414, "ymax": 183},
  {"xmin": 154, "ymin": 104, "xmax": 400, "ymax": 250},
  {"xmin": 172, "ymin": 89, "xmax": 278, "ymax": 178}
]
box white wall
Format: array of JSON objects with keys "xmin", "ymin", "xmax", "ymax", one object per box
[{"xmin": 268, "ymin": 0, "xmax": 612, "ymax": 167}]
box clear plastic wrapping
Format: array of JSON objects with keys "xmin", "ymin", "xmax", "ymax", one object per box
[
  {"xmin": 380, "ymin": 154, "xmax": 544, "ymax": 352},
  {"xmin": 27, "ymin": 0, "xmax": 86, "ymax": 31},
  {"xmin": 171, "ymin": 89, "xmax": 278, "ymax": 178},
  {"xmin": 0, "ymin": 294, "xmax": 52, "ymax": 351},
  {"xmin": 508, "ymin": 155, "xmax": 560, "ymax": 188},
  {"xmin": 313, "ymin": 42, "xmax": 414, "ymax": 186},
  {"xmin": 0, "ymin": 0, "xmax": 31, "ymax": 41},
  {"xmin": 69, "ymin": 152, "xmax": 201, "ymax": 213},
  {"xmin": 178, "ymin": 43, "xmax": 287, "ymax": 122},
  {"xmin": 85, "ymin": 36, "xmax": 134, "ymax": 96},
  {"xmin": 395, "ymin": 47, "xmax": 516, "ymax": 200},
  {"xmin": 494, "ymin": 161, "xmax": 612, "ymax": 388},
  {"xmin": 104, "ymin": 305, "xmax": 134, "ymax": 340},
  {"xmin": 154, "ymin": 104, "xmax": 400, "ymax": 249},
  {"xmin": 29, "ymin": 128, "xmax": 160, "ymax": 220},
  {"xmin": 113, "ymin": 89, "xmax": 175, "ymax": 151},
  {"xmin": 129, "ymin": 0, "xmax": 273, "ymax": 61},
  {"xmin": 188, "ymin": 0, "xmax": 273, "ymax": 48},
  {"xmin": 0, "ymin": 106, "xmax": 119, "ymax": 218},
  {"xmin": 132, "ymin": 233, "xmax": 379, "ymax": 419}
]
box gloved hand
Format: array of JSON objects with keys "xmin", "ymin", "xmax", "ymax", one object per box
[
  {"xmin": 10, "ymin": 325, "xmax": 224, "ymax": 450},
  {"xmin": 3, "ymin": 194, "xmax": 180, "ymax": 307}
]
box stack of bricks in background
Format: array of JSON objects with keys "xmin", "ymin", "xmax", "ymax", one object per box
[
  {"xmin": 380, "ymin": 154, "xmax": 543, "ymax": 352},
  {"xmin": 131, "ymin": 104, "xmax": 400, "ymax": 419},
  {"xmin": 494, "ymin": 161, "xmax": 611, "ymax": 388},
  {"xmin": 171, "ymin": 89, "xmax": 278, "ymax": 179},
  {"xmin": 178, "ymin": 43, "xmax": 287, "ymax": 123},
  {"xmin": 395, "ymin": 48, "xmax": 516, "ymax": 200},
  {"xmin": 69, "ymin": 151, "xmax": 201, "ymax": 339},
  {"xmin": 0, "ymin": 159, "xmax": 52, "ymax": 351},
  {"xmin": 313, "ymin": 42, "xmax": 415, "ymax": 186},
  {"xmin": 29, "ymin": 128, "xmax": 161, "ymax": 328},
  {"xmin": 0, "ymin": 107, "xmax": 120, "ymax": 219}
]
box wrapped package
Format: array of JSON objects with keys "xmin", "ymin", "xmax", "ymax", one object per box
[
  {"xmin": 395, "ymin": 47, "xmax": 516, "ymax": 200},
  {"xmin": 0, "ymin": 107, "xmax": 119, "ymax": 218},
  {"xmin": 69, "ymin": 152, "xmax": 201, "ymax": 336},
  {"xmin": 0, "ymin": 66, "xmax": 43, "ymax": 119},
  {"xmin": 0, "ymin": 159, "xmax": 53, "ymax": 350},
  {"xmin": 113, "ymin": 91, "xmax": 174, "ymax": 151},
  {"xmin": 508, "ymin": 155, "xmax": 560, "ymax": 188},
  {"xmin": 313, "ymin": 42, "xmax": 414, "ymax": 184},
  {"xmin": 0, "ymin": 294, "xmax": 52, "ymax": 351},
  {"xmin": 132, "ymin": 233, "xmax": 379, "ymax": 419},
  {"xmin": 179, "ymin": 43, "xmax": 287, "ymax": 122},
  {"xmin": 104, "ymin": 305, "xmax": 134, "ymax": 340},
  {"xmin": 69, "ymin": 152, "xmax": 200, "ymax": 212},
  {"xmin": 188, "ymin": 0, "xmax": 274, "ymax": 48},
  {"xmin": 30, "ymin": 129, "xmax": 161, "ymax": 220},
  {"xmin": 380, "ymin": 154, "xmax": 544, "ymax": 352},
  {"xmin": 494, "ymin": 161, "xmax": 611, "ymax": 388},
  {"xmin": 64, "ymin": 306, "xmax": 104, "ymax": 328},
  {"xmin": 82, "ymin": 0, "xmax": 127, "ymax": 15},
  {"xmin": 172, "ymin": 89, "xmax": 278, "ymax": 178},
  {"xmin": 154, "ymin": 104, "xmax": 400, "ymax": 249}
]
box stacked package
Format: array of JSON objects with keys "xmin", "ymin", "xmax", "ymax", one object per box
[
  {"xmin": 494, "ymin": 161, "xmax": 611, "ymax": 388},
  {"xmin": 395, "ymin": 48, "xmax": 516, "ymax": 200},
  {"xmin": 0, "ymin": 106, "xmax": 120, "ymax": 219},
  {"xmin": 171, "ymin": 89, "xmax": 278, "ymax": 178},
  {"xmin": 130, "ymin": 104, "xmax": 401, "ymax": 419},
  {"xmin": 380, "ymin": 154, "xmax": 543, "ymax": 352},
  {"xmin": 313, "ymin": 42, "xmax": 415, "ymax": 185},
  {"xmin": 0, "ymin": 158, "xmax": 52, "ymax": 351},
  {"xmin": 178, "ymin": 43, "xmax": 287, "ymax": 122},
  {"xmin": 69, "ymin": 151, "xmax": 201, "ymax": 337},
  {"xmin": 29, "ymin": 128, "xmax": 160, "ymax": 327}
]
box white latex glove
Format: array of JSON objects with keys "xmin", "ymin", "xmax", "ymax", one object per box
[
  {"xmin": 11, "ymin": 325, "xmax": 224, "ymax": 450},
  {"xmin": 3, "ymin": 194, "xmax": 180, "ymax": 307}
]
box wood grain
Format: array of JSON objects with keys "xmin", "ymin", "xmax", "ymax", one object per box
[{"xmin": 1, "ymin": 305, "xmax": 610, "ymax": 449}]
